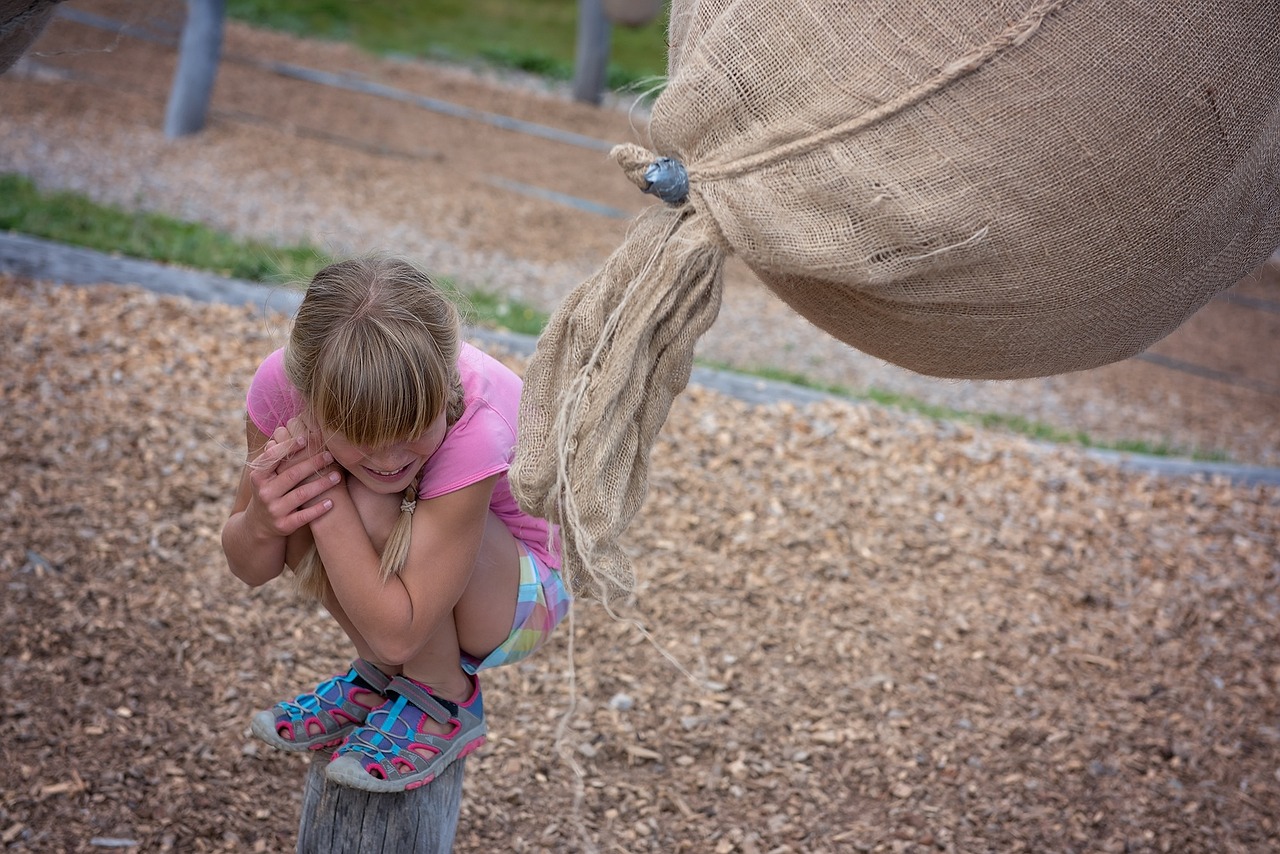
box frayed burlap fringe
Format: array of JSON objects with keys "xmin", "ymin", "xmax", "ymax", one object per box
[{"xmin": 511, "ymin": 160, "xmax": 726, "ymax": 597}]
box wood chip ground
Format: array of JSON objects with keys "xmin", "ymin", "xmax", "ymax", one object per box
[{"xmin": 2, "ymin": 277, "xmax": 1277, "ymax": 852}]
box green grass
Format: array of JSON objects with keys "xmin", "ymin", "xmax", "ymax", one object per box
[
  {"xmin": 457, "ymin": 288, "xmax": 549, "ymax": 337},
  {"xmin": 722, "ymin": 364, "xmax": 1231, "ymax": 462},
  {"xmin": 224, "ymin": 0, "xmax": 670, "ymax": 94},
  {"xmin": 0, "ymin": 174, "xmax": 327, "ymax": 284}
]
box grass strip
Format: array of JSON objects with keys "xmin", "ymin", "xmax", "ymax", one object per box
[
  {"xmin": 224, "ymin": 0, "xmax": 670, "ymax": 95},
  {"xmin": 0, "ymin": 174, "xmax": 327, "ymax": 283},
  {"xmin": 730, "ymin": 365, "xmax": 1232, "ymax": 462}
]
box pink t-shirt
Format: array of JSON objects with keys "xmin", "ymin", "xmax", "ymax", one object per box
[{"xmin": 245, "ymin": 343, "xmax": 559, "ymax": 569}]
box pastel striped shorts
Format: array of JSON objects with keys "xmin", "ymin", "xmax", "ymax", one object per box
[{"xmin": 461, "ymin": 548, "xmax": 571, "ymax": 674}]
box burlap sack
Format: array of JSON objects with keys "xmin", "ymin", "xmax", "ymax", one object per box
[{"xmin": 513, "ymin": 0, "xmax": 1280, "ymax": 600}]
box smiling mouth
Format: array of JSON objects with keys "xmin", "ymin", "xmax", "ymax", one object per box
[{"xmin": 364, "ymin": 462, "xmax": 414, "ymax": 481}]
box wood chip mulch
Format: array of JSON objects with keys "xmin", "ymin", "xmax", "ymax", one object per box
[{"xmin": 2, "ymin": 275, "xmax": 1278, "ymax": 853}]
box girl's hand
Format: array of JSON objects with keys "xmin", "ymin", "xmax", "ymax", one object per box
[
  {"xmin": 275, "ymin": 417, "xmax": 342, "ymax": 505},
  {"xmin": 246, "ymin": 418, "xmax": 342, "ymax": 536}
]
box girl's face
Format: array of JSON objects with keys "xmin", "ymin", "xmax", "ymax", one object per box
[{"xmin": 323, "ymin": 410, "xmax": 449, "ymax": 495}]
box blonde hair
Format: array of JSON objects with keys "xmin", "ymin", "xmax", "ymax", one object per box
[{"xmin": 285, "ymin": 256, "xmax": 465, "ymax": 600}]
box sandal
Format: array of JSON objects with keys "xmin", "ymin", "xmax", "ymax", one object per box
[
  {"xmin": 325, "ymin": 674, "xmax": 486, "ymax": 792},
  {"xmin": 250, "ymin": 658, "xmax": 392, "ymax": 752}
]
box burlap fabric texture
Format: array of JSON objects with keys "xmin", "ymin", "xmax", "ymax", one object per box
[{"xmin": 513, "ymin": 0, "xmax": 1280, "ymax": 601}]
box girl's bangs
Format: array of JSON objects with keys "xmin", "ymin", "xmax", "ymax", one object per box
[{"xmin": 311, "ymin": 331, "xmax": 447, "ymax": 449}]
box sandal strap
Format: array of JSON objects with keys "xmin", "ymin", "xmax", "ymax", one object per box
[
  {"xmin": 351, "ymin": 658, "xmax": 393, "ymax": 693},
  {"xmin": 385, "ymin": 676, "xmax": 456, "ymax": 726},
  {"xmin": 283, "ymin": 660, "xmax": 388, "ymax": 715}
]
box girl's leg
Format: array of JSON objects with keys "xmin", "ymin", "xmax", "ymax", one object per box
[
  {"xmin": 396, "ymin": 511, "xmax": 520, "ymax": 734},
  {"xmin": 318, "ymin": 479, "xmax": 410, "ymax": 696},
  {"xmin": 321, "ymin": 489, "xmax": 536, "ymax": 790},
  {"xmin": 452, "ymin": 510, "xmax": 522, "ymax": 662},
  {"xmin": 344, "ymin": 482, "xmax": 522, "ymax": 732}
]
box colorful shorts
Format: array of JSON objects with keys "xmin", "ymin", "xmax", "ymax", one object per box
[{"xmin": 461, "ymin": 548, "xmax": 571, "ymax": 674}]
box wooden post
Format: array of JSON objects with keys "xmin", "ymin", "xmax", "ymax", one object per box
[
  {"xmin": 296, "ymin": 754, "xmax": 465, "ymax": 853},
  {"xmin": 571, "ymin": 0, "xmax": 611, "ymax": 105},
  {"xmin": 164, "ymin": 0, "xmax": 224, "ymax": 137}
]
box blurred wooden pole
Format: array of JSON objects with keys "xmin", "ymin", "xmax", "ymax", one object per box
[
  {"xmin": 572, "ymin": 0, "xmax": 611, "ymax": 105},
  {"xmin": 296, "ymin": 753, "xmax": 465, "ymax": 853},
  {"xmin": 164, "ymin": 0, "xmax": 224, "ymax": 137}
]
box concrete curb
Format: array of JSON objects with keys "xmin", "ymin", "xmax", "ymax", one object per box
[{"xmin": 3, "ymin": 231, "xmax": 1278, "ymax": 486}]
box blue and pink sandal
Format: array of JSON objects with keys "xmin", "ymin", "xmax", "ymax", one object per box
[
  {"xmin": 250, "ymin": 659, "xmax": 392, "ymax": 752},
  {"xmin": 324, "ymin": 674, "xmax": 487, "ymax": 792}
]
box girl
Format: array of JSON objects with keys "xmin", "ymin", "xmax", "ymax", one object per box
[{"xmin": 221, "ymin": 256, "xmax": 569, "ymax": 793}]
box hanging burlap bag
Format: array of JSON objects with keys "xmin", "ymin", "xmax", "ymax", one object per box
[{"xmin": 513, "ymin": 0, "xmax": 1280, "ymax": 601}]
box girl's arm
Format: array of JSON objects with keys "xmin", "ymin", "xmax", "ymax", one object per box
[
  {"xmin": 308, "ymin": 474, "xmax": 499, "ymax": 665},
  {"xmin": 221, "ymin": 417, "xmax": 340, "ymax": 587}
]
